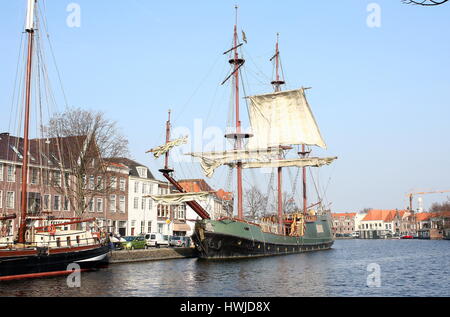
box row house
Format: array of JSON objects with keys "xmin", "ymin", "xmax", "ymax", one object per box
[
  {"xmin": 107, "ymin": 158, "xmax": 160, "ymax": 236},
  {"xmin": 177, "ymin": 179, "xmax": 233, "ymax": 236},
  {"xmin": 0, "ymin": 133, "xmax": 130, "ymax": 239},
  {"xmin": 415, "ymin": 211, "xmax": 450, "ymax": 239},
  {"xmin": 331, "ymin": 213, "xmax": 356, "ymax": 237},
  {"xmin": 358, "ymin": 209, "xmax": 413, "ymax": 239}
]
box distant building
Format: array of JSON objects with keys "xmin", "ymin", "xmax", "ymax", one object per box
[
  {"xmin": 331, "ymin": 213, "xmax": 356, "ymax": 237},
  {"xmin": 359, "ymin": 209, "xmax": 411, "ymax": 239},
  {"xmin": 415, "ymin": 211, "xmax": 450, "ymax": 239}
]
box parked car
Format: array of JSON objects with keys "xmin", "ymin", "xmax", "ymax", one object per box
[
  {"xmin": 169, "ymin": 236, "xmax": 191, "ymax": 247},
  {"xmin": 121, "ymin": 236, "xmax": 147, "ymax": 250},
  {"xmin": 351, "ymin": 232, "xmax": 360, "ymax": 239},
  {"xmin": 144, "ymin": 233, "xmax": 169, "ymax": 248}
]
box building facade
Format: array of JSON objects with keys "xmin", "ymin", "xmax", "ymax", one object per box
[{"xmin": 331, "ymin": 212, "xmax": 356, "ymax": 237}]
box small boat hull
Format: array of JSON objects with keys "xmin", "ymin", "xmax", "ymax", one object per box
[
  {"xmin": 0, "ymin": 244, "xmax": 110, "ymax": 280},
  {"xmin": 192, "ymin": 216, "xmax": 334, "ymax": 260}
]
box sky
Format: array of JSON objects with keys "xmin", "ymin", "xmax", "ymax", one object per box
[{"xmin": 1, "ymin": 0, "xmax": 450, "ymax": 213}]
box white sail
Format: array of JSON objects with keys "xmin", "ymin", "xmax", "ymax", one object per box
[
  {"xmin": 25, "ymin": 0, "xmax": 35, "ymax": 32},
  {"xmin": 247, "ymin": 88, "xmax": 327, "ymax": 149},
  {"xmin": 227, "ymin": 157, "xmax": 337, "ymax": 169},
  {"xmin": 146, "ymin": 192, "xmax": 209, "ymax": 205},
  {"xmin": 146, "ymin": 136, "xmax": 188, "ymax": 159},
  {"xmin": 187, "ymin": 148, "xmax": 282, "ymax": 178}
]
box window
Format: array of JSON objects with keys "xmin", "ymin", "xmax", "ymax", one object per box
[
  {"xmin": 97, "ymin": 198, "xmax": 103, "ymax": 213},
  {"xmin": 119, "ymin": 196, "xmax": 125, "ymax": 213},
  {"xmin": 133, "ymin": 197, "xmax": 139, "ymax": 209},
  {"xmin": 53, "ymin": 171, "xmax": 62, "ymax": 187},
  {"xmin": 30, "ymin": 168, "xmax": 39, "ymax": 185},
  {"xmin": 110, "ymin": 176, "xmax": 117, "ymax": 189},
  {"xmin": 109, "ymin": 195, "xmax": 116, "ymax": 212},
  {"xmin": 43, "ymin": 194, "xmax": 50, "ymax": 210},
  {"xmin": 134, "ymin": 181, "xmax": 139, "ymax": 193},
  {"xmin": 97, "ymin": 176, "xmax": 103, "ymax": 190},
  {"xmin": 64, "ymin": 197, "xmax": 70, "ymax": 211},
  {"xmin": 6, "ymin": 192, "xmax": 15, "ymax": 209},
  {"xmin": 0, "ymin": 163, "xmax": 3, "ymax": 181},
  {"xmin": 53, "ymin": 195, "xmax": 61, "ymax": 211},
  {"xmin": 0, "ymin": 191, "xmax": 2, "ymax": 208},
  {"xmin": 137, "ymin": 167, "xmax": 147, "ymax": 178},
  {"xmin": 64, "ymin": 172, "xmax": 70, "ymax": 188},
  {"xmin": 119, "ymin": 178, "xmax": 126, "ymax": 191},
  {"xmin": 142, "ymin": 183, "xmax": 146, "ymax": 194},
  {"xmin": 88, "ymin": 198, "xmax": 94, "ymax": 212},
  {"xmin": 147, "ymin": 221, "xmax": 152, "ymax": 233},
  {"xmin": 148, "ymin": 198, "xmax": 153, "ymax": 210},
  {"xmin": 89, "ymin": 175, "xmax": 95, "ymax": 190},
  {"xmin": 7, "ymin": 165, "xmax": 15, "ymax": 182},
  {"xmin": 141, "ymin": 198, "xmax": 146, "ymax": 210},
  {"xmin": 141, "ymin": 221, "xmax": 145, "ymax": 234}
]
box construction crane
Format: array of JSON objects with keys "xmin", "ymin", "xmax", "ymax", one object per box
[{"xmin": 406, "ymin": 190, "xmax": 450, "ymax": 211}]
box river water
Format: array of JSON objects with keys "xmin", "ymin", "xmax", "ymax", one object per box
[{"xmin": 0, "ymin": 239, "xmax": 449, "ymax": 297}]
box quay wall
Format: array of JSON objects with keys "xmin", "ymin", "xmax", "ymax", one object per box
[{"xmin": 109, "ymin": 247, "xmax": 198, "ymax": 264}]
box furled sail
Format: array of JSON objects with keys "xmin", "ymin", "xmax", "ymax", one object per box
[
  {"xmin": 187, "ymin": 148, "xmax": 283, "ymax": 178},
  {"xmin": 146, "ymin": 192, "xmax": 209, "ymax": 205},
  {"xmin": 146, "ymin": 136, "xmax": 188, "ymax": 159},
  {"xmin": 227, "ymin": 156, "xmax": 337, "ymax": 169},
  {"xmin": 247, "ymin": 88, "xmax": 327, "ymax": 150}
]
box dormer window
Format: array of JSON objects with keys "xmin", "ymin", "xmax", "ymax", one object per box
[
  {"xmin": 137, "ymin": 167, "xmax": 147, "ymax": 178},
  {"xmin": 10, "ymin": 145, "xmax": 23, "ymax": 160}
]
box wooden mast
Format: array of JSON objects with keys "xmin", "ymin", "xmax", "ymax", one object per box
[
  {"xmin": 232, "ymin": 6, "xmax": 244, "ymax": 220},
  {"xmin": 271, "ymin": 33, "xmax": 286, "ymax": 234},
  {"xmin": 18, "ymin": 0, "xmax": 36, "ymax": 244}
]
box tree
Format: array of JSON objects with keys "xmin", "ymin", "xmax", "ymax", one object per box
[
  {"xmin": 429, "ymin": 197, "xmax": 450, "ymax": 212},
  {"xmin": 244, "ymin": 186, "xmax": 268, "ymax": 220},
  {"xmin": 403, "ymin": 0, "xmax": 448, "ymax": 5},
  {"xmin": 45, "ymin": 107, "xmax": 129, "ymax": 218}
]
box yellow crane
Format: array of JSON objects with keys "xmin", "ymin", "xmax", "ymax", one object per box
[{"xmin": 406, "ymin": 190, "xmax": 450, "ymax": 211}]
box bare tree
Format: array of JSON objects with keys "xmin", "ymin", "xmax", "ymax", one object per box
[
  {"xmin": 403, "ymin": 0, "xmax": 448, "ymax": 5},
  {"xmin": 429, "ymin": 197, "xmax": 450, "ymax": 212},
  {"xmin": 45, "ymin": 107, "xmax": 129, "ymax": 218},
  {"xmin": 269, "ymin": 192, "xmax": 298, "ymax": 215},
  {"xmin": 244, "ymin": 186, "xmax": 268, "ymax": 220}
]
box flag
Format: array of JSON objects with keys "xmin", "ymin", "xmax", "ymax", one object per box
[{"xmin": 242, "ymin": 30, "xmax": 247, "ymax": 44}]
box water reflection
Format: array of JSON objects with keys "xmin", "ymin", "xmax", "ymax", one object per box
[{"xmin": 1, "ymin": 240, "xmax": 449, "ymax": 297}]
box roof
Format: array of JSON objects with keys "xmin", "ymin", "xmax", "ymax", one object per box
[
  {"xmin": 106, "ymin": 157, "xmax": 155, "ymax": 179},
  {"xmin": 416, "ymin": 211, "xmax": 450, "ymax": 221},
  {"xmin": 0, "ymin": 133, "xmax": 88, "ymax": 169},
  {"xmin": 362, "ymin": 209, "xmax": 407, "ymax": 222},
  {"xmin": 178, "ymin": 179, "xmax": 233, "ymax": 201},
  {"xmin": 331, "ymin": 212, "xmax": 356, "ymax": 218}
]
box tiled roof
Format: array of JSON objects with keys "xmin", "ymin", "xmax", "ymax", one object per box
[
  {"xmin": 178, "ymin": 179, "xmax": 233, "ymax": 201},
  {"xmin": 362, "ymin": 209, "xmax": 406, "ymax": 222},
  {"xmin": 331, "ymin": 212, "xmax": 356, "ymax": 218}
]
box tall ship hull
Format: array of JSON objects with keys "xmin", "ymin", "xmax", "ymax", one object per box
[
  {"xmin": 193, "ymin": 215, "xmax": 334, "ymax": 259},
  {"xmin": 0, "ymin": 244, "xmax": 110, "ymax": 280}
]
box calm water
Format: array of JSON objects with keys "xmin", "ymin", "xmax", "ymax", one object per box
[{"xmin": 1, "ymin": 239, "xmax": 449, "ymax": 297}]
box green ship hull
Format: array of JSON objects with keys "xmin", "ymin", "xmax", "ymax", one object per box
[{"xmin": 192, "ymin": 214, "xmax": 334, "ymax": 259}]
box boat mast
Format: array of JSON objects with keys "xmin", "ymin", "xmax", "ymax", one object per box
[
  {"xmin": 164, "ymin": 110, "xmax": 172, "ymax": 171},
  {"xmin": 18, "ymin": 0, "xmax": 36, "ymax": 244},
  {"xmin": 232, "ymin": 6, "xmax": 244, "ymax": 220},
  {"xmin": 271, "ymin": 33, "xmax": 286, "ymax": 233}
]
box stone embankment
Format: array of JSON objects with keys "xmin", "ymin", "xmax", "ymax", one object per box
[{"xmin": 109, "ymin": 247, "xmax": 197, "ymax": 264}]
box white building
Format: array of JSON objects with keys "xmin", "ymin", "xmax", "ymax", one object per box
[{"xmin": 108, "ymin": 158, "xmax": 159, "ymax": 236}]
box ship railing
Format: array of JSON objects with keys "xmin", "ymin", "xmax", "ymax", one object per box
[{"xmin": 0, "ymin": 235, "xmax": 105, "ymax": 250}]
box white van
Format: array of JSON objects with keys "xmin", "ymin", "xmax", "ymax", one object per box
[{"xmin": 144, "ymin": 233, "xmax": 169, "ymax": 248}]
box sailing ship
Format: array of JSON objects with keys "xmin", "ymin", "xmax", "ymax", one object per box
[
  {"xmin": 0, "ymin": 0, "xmax": 109, "ymax": 280},
  {"xmin": 148, "ymin": 8, "xmax": 337, "ymax": 259}
]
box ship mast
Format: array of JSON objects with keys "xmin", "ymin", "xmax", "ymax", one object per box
[
  {"xmin": 270, "ymin": 33, "xmax": 287, "ymax": 233},
  {"xmin": 18, "ymin": 0, "xmax": 36, "ymax": 244},
  {"xmin": 228, "ymin": 6, "xmax": 245, "ymax": 220}
]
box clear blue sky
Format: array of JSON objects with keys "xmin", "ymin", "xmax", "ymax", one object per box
[{"xmin": 1, "ymin": 0, "xmax": 450, "ymax": 212}]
